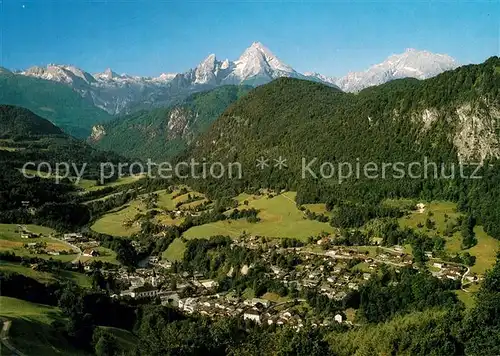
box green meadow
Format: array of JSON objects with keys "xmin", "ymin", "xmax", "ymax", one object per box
[
  {"xmin": 0, "ymin": 296, "xmax": 89, "ymax": 355},
  {"xmin": 0, "ymin": 260, "xmax": 91, "ymax": 288},
  {"xmin": 184, "ymin": 192, "xmax": 334, "ymax": 241},
  {"xmin": 0, "ymin": 224, "xmax": 78, "ymax": 262},
  {"xmin": 397, "ymin": 201, "xmax": 499, "ymax": 274},
  {"xmin": 91, "ymin": 188, "xmax": 198, "ymax": 237},
  {"xmin": 162, "ymin": 237, "xmax": 186, "ymax": 262}
]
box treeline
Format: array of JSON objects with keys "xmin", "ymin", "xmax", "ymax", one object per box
[
  {"xmin": 329, "ymin": 201, "xmax": 403, "ymax": 228},
  {"xmin": 355, "ymin": 266, "xmax": 459, "ymax": 323}
]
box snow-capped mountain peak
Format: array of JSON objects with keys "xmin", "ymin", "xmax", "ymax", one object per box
[
  {"xmin": 22, "ymin": 64, "xmax": 96, "ymax": 86},
  {"xmin": 95, "ymin": 68, "xmax": 121, "ymax": 80},
  {"xmin": 156, "ymin": 73, "xmax": 177, "ymax": 82},
  {"xmin": 336, "ymin": 48, "xmax": 459, "ymax": 92},
  {"xmin": 238, "ymin": 41, "xmax": 294, "ymax": 73},
  {"xmin": 221, "ymin": 42, "xmax": 297, "ymax": 85},
  {"xmin": 194, "ymin": 54, "xmax": 221, "ymax": 85},
  {"xmin": 304, "ymin": 72, "xmax": 337, "ymax": 85}
]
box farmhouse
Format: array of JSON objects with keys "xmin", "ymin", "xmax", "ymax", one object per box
[
  {"xmin": 243, "ymin": 298, "xmax": 271, "ymax": 308},
  {"xmin": 83, "ymin": 249, "xmax": 100, "ymax": 257},
  {"xmin": 243, "ymin": 310, "xmax": 261, "ymax": 323},
  {"xmin": 21, "ymin": 232, "xmax": 36, "ymax": 239}
]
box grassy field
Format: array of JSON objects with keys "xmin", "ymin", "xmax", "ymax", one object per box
[
  {"xmin": 91, "ymin": 201, "xmax": 146, "ymax": 237},
  {"xmin": 456, "ymin": 290, "xmax": 475, "ymax": 309},
  {"xmin": 162, "ymin": 238, "xmax": 186, "ymax": 262},
  {"xmin": 184, "ymin": 192, "xmax": 334, "ymax": 241},
  {"xmin": 0, "ymin": 224, "xmax": 79, "ymax": 262},
  {"xmin": 0, "ymin": 261, "xmax": 91, "ymax": 288},
  {"xmin": 466, "ymin": 226, "xmax": 499, "ymax": 274},
  {"xmin": 303, "ymin": 203, "xmax": 331, "ymax": 215},
  {"xmin": 91, "ymin": 188, "xmax": 201, "ymax": 237},
  {"xmin": 0, "ymin": 146, "xmax": 22, "ymax": 151},
  {"xmin": 397, "ymin": 201, "xmax": 499, "ymax": 274},
  {"xmin": 398, "ymin": 201, "xmax": 462, "ymax": 251},
  {"xmin": 261, "ymin": 292, "xmax": 291, "ymax": 303},
  {"xmin": 77, "ymin": 175, "xmax": 144, "ymax": 192},
  {"xmin": 0, "ymin": 296, "xmax": 89, "ymax": 355},
  {"xmin": 19, "ymin": 168, "xmax": 144, "ymax": 193}
]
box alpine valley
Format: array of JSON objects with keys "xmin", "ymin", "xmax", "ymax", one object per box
[{"xmin": 2, "ymin": 42, "xmax": 500, "ymax": 356}]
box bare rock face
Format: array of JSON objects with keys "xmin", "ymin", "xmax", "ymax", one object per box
[
  {"xmin": 453, "ymin": 102, "xmax": 500, "ymax": 163},
  {"xmin": 167, "ymin": 107, "xmax": 192, "ymax": 140},
  {"xmin": 410, "ymin": 100, "xmax": 500, "ymax": 163},
  {"xmin": 90, "ymin": 124, "xmax": 106, "ymax": 142}
]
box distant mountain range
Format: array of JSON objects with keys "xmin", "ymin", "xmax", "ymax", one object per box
[{"xmin": 12, "ymin": 42, "xmax": 459, "ymax": 115}]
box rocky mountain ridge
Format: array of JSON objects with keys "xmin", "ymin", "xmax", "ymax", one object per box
[{"xmin": 16, "ymin": 43, "xmax": 459, "ymax": 115}]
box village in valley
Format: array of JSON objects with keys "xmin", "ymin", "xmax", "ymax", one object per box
[
  {"xmin": 1, "ymin": 186, "xmax": 491, "ymax": 329},
  {"xmin": 76, "ymin": 232, "xmax": 474, "ymax": 328}
]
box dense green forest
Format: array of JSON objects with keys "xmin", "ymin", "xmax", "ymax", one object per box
[
  {"xmin": 0, "ymin": 105, "xmax": 65, "ymax": 137},
  {"xmin": 93, "ymin": 85, "xmax": 252, "ymax": 160}
]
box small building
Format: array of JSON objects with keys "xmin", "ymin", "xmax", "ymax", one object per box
[
  {"xmin": 334, "ymin": 314, "xmax": 343, "ymax": 323},
  {"xmin": 130, "ymin": 286, "xmax": 159, "ymax": 299},
  {"xmin": 200, "ymin": 280, "xmax": 219, "ymax": 289},
  {"xmin": 159, "ymin": 261, "xmax": 172, "ymax": 269},
  {"xmin": 433, "ymin": 262, "xmax": 443, "ymax": 269},
  {"xmin": 243, "ymin": 298, "xmax": 271, "ymax": 308},
  {"xmin": 83, "ymin": 249, "xmax": 99, "ymax": 257},
  {"xmin": 243, "ymin": 310, "xmax": 261, "ymax": 324},
  {"xmin": 64, "ymin": 233, "xmax": 83, "ymax": 240},
  {"xmin": 348, "ymin": 282, "xmax": 358, "ymax": 290},
  {"xmin": 179, "ymin": 298, "xmax": 197, "ymax": 313}
]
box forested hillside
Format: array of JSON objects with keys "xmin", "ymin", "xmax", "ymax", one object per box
[
  {"xmin": 0, "ymin": 72, "xmax": 111, "ymax": 137},
  {"xmin": 0, "ymin": 106, "xmax": 128, "ymax": 230},
  {"xmin": 185, "ymin": 57, "xmax": 500, "ymax": 239},
  {"xmin": 191, "ymin": 57, "xmax": 499, "ymax": 168},
  {"xmin": 0, "ymin": 105, "xmax": 65, "ymax": 137},
  {"xmin": 92, "ymin": 85, "xmax": 252, "ymax": 160}
]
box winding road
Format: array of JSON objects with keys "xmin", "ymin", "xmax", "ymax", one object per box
[{"xmin": 1, "ymin": 319, "xmax": 27, "ymax": 356}]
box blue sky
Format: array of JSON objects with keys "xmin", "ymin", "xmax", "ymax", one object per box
[{"xmin": 1, "ymin": 0, "xmax": 498, "ymax": 77}]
